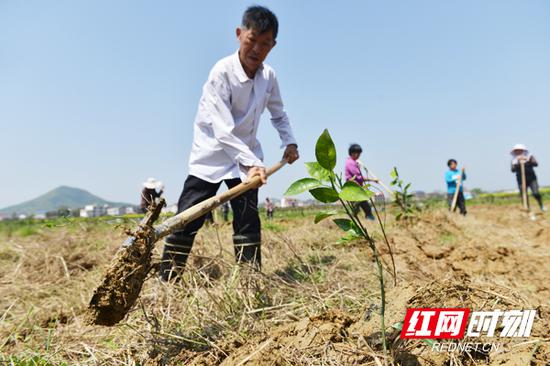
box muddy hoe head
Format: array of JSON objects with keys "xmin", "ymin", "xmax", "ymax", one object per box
[
  {"xmin": 87, "ymin": 199, "xmax": 164, "ymax": 326},
  {"xmin": 86, "ymin": 160, "xmax": 287, "ymax": 326}
]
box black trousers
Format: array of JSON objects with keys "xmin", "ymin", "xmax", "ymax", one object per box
[
  {"xmin": 447, "ymin": 191, "xmax": 467, "ymax": 215},
  {"xmin": 160, "ymin": 175, "xmax": 261, "ymax": 281},
  {"xmin": 353, "ymin": 201, "xmax": 373, "ymax": 217},
  {"xmin": 518, "ymin": 178, "xmax": 544, "ymax": 210}
]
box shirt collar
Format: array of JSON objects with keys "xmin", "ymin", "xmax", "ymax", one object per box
[{"xmin": 233, "ymin": 51, "xmax": 263, "ymax": 83}]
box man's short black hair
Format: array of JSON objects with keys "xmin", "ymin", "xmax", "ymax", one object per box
[
  {"xmin": 349, "ymin": 144, "xmax": 363, "ymax": 155},
  {"xmin": 447, "ymin": 159, "xmax": 457, "ymax": 167},
  {"xmin": 242, "ymin": 5, "xmax": 279, "ymax": 39}
]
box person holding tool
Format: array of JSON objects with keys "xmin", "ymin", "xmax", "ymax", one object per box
[
  {"xmin": 345, "ymin": 144, "xmax": 377, "ymax": 221},
  {"xmin": 159, "ymin": 6, "xmax": 299, "ymax": 281},
  {"xmin": 510, "ymin": 144, "xmax": 545, "ymax": 213},
  {"xmin": 140, "ymin": 177, "xmax": 164, "ymax": 213},
  {"xmin": 445, "ymin": 159, "xmax": 467, "ymax": 215}
]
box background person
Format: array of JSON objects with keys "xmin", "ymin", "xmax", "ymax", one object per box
[
  {"xmin": 140, "ymin": 178, "xmax": 164, "ymax": 213},
  {"xmin": 510, "ymin": 144, "xmax": 545, "ymax": 212},
  {"xmin": 445, "ymin": 159, "xmax": 467, "ymax": 215},
  {"xmin": 265, "ymin": 197, "xmax": 274, "ymax": 219},
  {"xmin": 345, "ymin": 144, "xmax": 375, "ymax": 221},
  {"xmin": 221, "ymin": 202, "xmax": 230, "ymax": 222}
]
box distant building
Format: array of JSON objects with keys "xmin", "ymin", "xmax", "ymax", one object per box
[
  {"xmin": 79, "ymin": 204, "xmax": 108, "ymax": 218},
  {"xmin": 107, "ymin": 207, "xmax": 123, "ymax": 216},
  {"xmin": 18, "ymin": 214, "xmax": 27, "ymax": 220},
  {"xmin": 34, "ymin": 213, "xmax": 47, "ymax": 220},
  {"xmin": 280, "ymin": 197, "xmax": 304, "ymax": 208},
  {"xmin": 79, "ymin": 205, "xmax": 92, "ymax": 218}
]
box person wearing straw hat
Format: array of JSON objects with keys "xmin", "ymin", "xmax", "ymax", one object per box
[
  {"xmin": 345, "ymin": 144, "xmax": 376, "ymax": 221},
  {"xmin": 445, "ymin": 159, "xmax": 467, "ymax": 215},
  {"xmin": 159, "ymin": 6, "xmax": 299, "ymax": 281},
  {"xmin": 140, "ymin": 178, "xmax": 164, "ymax": 213},
  {"xmin": 510, "ymin": 144, "xmax": 545, "ymax": 212}
]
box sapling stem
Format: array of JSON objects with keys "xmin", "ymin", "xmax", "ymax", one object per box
[
  {"xmin": 370, "ymin": 198, "xmax": 397, "ymax": 285},
  {"xmin": 330, "ymin": 175, "xmax": 388, "ymax": 363}
]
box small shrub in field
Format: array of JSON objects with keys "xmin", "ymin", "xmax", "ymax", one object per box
[
  {"xmin": 390, "ymin": 167, "xmax": 419, "ymax": 223},
  {"xmin": 17, "ymin": 226, "xmax": 38, "ymax": 237}
]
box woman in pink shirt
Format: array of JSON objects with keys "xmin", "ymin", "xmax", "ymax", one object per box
[{"xmin": 345, "ymin": 144, "xmax": 375, "ymax": 221}]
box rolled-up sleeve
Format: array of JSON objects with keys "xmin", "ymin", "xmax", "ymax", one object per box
[
  {"xmin": 267, "ymin": 74, "xmax": 297, "ymax": 148},
  {"xmin": 205, "ymin": 74, "xmax": 265, "ymax": 168}
]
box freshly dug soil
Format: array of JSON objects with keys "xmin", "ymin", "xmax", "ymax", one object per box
[
  {"xmin": 175, "ymin": 278, "xmax": 549, "ymax": 366},
  {"xmin": 86, "ymin": 231, "xmax": 154, "ymax": 326},
  {"xmin": 87, "ymin": 201, "xmax": 163, "ymax": 326}
]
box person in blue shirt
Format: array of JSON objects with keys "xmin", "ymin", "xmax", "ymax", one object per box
[{"xmin": 445, "ymin": 159, "xmax": 467, "ymax": 215}]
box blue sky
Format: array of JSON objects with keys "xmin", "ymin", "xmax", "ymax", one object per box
[{"xmin": 1, "ymin": 0, "xmax": 549, "ymax": 207}]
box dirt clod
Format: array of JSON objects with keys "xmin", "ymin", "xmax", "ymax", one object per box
[{"xmin": 86, "ymin": 200, "xmax": 164, "ymax": 326}]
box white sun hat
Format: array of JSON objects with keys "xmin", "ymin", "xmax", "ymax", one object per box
[
  {"xmin": 510, "ymin": 144, "xmax": 528, "ymax": 154},
  {"xmin": 143, "ymin": 177, "xmax": 158, "ymax": 189}
]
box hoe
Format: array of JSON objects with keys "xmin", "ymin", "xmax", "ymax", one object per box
[{"xmin": 87, "ymin": 160, "xmax": 286, "ymax": 326}]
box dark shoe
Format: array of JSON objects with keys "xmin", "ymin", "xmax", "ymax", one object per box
[
  {"xmin": 233, "ymin": 234, "xmax": 261, "ymax": 270},
  {"xmin": 159, "ymin": 232, "xmax": 194, "ymax": 281}
]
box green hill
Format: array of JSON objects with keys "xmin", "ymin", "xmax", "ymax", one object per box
[{"xmin": 0, "ymin": 186, "xmax": 133, "ymax": 215}]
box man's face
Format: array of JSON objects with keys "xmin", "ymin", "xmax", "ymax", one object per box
[
  {"xmin": 449, "ymin": 162, "xmax": 457, "ymax": 170},
  {"xmin": 236, "ymin": 27, "xmax": 276, "ymax": 75},
  {"xmin": 351, "ymin": 152, "xmax": 361, "ymax": 160}
]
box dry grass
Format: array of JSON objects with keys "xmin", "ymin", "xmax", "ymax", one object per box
[{"xmin": 0, "ymin": 205, "xmax": 548, "ymax": 365}]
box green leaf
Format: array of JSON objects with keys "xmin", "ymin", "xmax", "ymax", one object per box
[
  {"xmin": 390, "ymin": 167, "xmax": 398, "ymax": 179},
  {"xmin": 309, "ymin": 187, "xmax": 340, "ymax": 203},
  {"xmin": 334, "ymin": 218, "xmax": 363, "ymax": 244},
  {"xmin": 314, "ymin": 210, "xmax": 338, "ymax": 224},
  {"xmin": 305, "ymin": 162, "xmax": 332, "ymax": 182},
  {"xmin": 285, "ymin": 178, "xmax": 321, "ymax": 196},
  {"xmin": 333, "ymin": 218, "xmax": 354, "ymax": 231},
  {"xmin": 392, "ymin": 321, "xmax": 404, "ymax": 331},
  {"xmin": 339, "ymin": 181, "xmax": 373, "ymax": 202},
  {"xmin": 337, "ymin": 230, "xmax": 362, "ymax": 244},
  {"xmin": 315, "ymin": 129, "xmax": 337, "ymax": 171}
]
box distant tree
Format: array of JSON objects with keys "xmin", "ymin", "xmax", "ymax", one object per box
[
  {"xmin": 57, "ymin": 206, "xmax": 70, "ymax": 217},
  {"xmin": 46, "ymin": 210, "xmax": 58, "ymax": 218},
  {"xmin": 471, "ymin": 188, "xmax": 485, "ymax": 196}
]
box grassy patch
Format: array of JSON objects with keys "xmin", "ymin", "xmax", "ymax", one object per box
[
  {"xmin": 263, "ymin": 222, "xmax": 284, "ymax": 232},
  {"xmin": 1, "ymin": 354, "xmax": 66, "ymax": 366}
]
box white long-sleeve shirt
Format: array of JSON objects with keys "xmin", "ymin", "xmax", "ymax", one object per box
[{"xmin": 188, "ymin": 51, "xmax": 297, "ymax": 183}]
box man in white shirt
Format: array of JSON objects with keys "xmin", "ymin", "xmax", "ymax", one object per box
[{"xmin": 160, "ymin": 6, "xmax": 299, "ymax": 281}]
